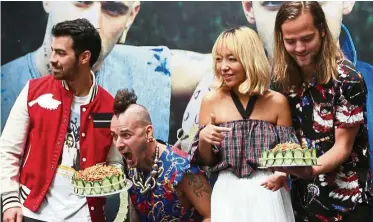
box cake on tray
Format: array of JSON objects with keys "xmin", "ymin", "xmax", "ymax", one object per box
[
  {"xmin": 72, "ymin": 164, "xmax": 126, "ymax": 195},
  {"xmin": 260, "ymin": 142, "xmax": 318, "ymax": 167}
]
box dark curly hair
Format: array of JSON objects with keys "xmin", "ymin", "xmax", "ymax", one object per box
[
  {"xmin": 51, "ymin": 18, "xmax": 101, "ymax": 67},
  {"xmin": 114, "ymin": 89, "xmax": 138, "ymax": 116}
]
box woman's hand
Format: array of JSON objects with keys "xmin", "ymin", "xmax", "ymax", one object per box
[
  {"xmin": 261, "ymin": 172, "xmax": 290, "ymax": 192},
  {"xmin": 199, "ymin": 113, "xmax": 231, "ymax": 146}
]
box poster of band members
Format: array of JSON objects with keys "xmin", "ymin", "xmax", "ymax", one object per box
[{"xmin": 1, "ymin": 1, "xmax": 373, "ymax": 221}]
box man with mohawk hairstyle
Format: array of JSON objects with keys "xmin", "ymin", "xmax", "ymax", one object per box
[{"xmin": 110, "ymin": 88, "xmax": 211, "ymax": 222}]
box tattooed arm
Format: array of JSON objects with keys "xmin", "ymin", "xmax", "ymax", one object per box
[{"xmin": 178, "ymin": 173, "xmax": 212, "ymax": 221}]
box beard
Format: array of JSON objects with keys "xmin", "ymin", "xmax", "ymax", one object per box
[
  {"xmin": 135, "ymin": 142, "xmax": 153, "ymax": 170},
  {"xmin": 293, "ymin": 52, "xmax": 318, "ymax": 67},
  {"xmin": 52, "ymin": 61, "xmax": 79, "ymax": 81}
]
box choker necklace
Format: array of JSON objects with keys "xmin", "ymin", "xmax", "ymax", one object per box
[{"xmin": 131, "ymin": 144, "xmax": 163, "ymax": 194}]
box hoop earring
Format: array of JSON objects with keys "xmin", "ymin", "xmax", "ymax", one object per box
[{"xmin": 146, "ymin": 136, "xmax": 154, "ymax": 143}]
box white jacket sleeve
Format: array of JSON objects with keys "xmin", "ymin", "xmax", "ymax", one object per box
[{"xmin": 0, "ymin": 81, "xmax": 30, "ymax": 212}]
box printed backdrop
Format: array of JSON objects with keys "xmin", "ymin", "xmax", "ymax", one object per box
[
  {"xmin": 1, "ymin": 1, "xmax": 373, "ymax": 221},
  {"xmin": 2, "ymin": 1, "xmax": 373, "ymax": 144}
]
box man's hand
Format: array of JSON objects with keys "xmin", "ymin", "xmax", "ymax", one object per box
[{"xmin": 3, "ymin": 207, "xmax": 23, "ymax": 222}]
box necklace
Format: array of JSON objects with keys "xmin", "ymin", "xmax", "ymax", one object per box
[{"xmin": 131, "ymin": 144, "xmax": 163, "ymax": 194}]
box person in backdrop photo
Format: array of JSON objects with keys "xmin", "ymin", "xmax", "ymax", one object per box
[{"xmin": 1, "ymin": 1, "xmax": 173, "ymax": 143}]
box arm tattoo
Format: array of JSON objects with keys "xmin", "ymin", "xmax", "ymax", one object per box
[{"xmin": 185, "ymin": 174, "xmax": 211, "ymax": 198}]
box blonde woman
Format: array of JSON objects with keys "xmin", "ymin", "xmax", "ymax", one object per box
[{"xmin": 189, "ymin": 26, "xmax": 296, "ymax": 222}]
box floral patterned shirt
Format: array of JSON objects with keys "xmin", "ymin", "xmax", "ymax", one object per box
[
  {"xmin": 281, "ymin": 60, "xmax": 371, "ymax": 221},
  {"xmin": 127, "ymin": 144, "xmax": 204, "ymax": 222}
]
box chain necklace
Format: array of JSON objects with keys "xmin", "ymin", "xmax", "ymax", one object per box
[{"xmin": 131, "ymin": 144, "xmax": 163, "ymax": 194}]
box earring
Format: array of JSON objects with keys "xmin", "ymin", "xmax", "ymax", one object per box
[{"xmin": 146, "ymin": 136, "xmax": 154, "ymax": 143}]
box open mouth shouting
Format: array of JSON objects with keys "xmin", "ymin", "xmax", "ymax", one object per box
[{"xmin": 122, "ymin": 151, "xmax": 134, "ymax": 166}]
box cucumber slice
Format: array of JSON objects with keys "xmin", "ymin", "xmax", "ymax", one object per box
[
  {"xmin": 93, "ymin": 181, "xmax": 101, "ymax": 194},
  {"xmin": 102, "ymin": 177, "xmax": 112, "ymax": 193},
  {"xmin": 294, "ymin": 149, "xmax": 305, "ymax": 165},
  {"xmin": 293, "ymin": 149, "xmax": 303, "ymax": 158},
  {"xmin": 260, "ymin": 150, "xmax": 268, "ymax": 167},
  {"xmin": 78, "ymin": 188, "xmax": 84, "ymax": 195},
  {"xmin": 304, "ymin": 150, "xmax": 312, "ymax": 159},
  {"xmin": 304, "ymin": 150, "xmax": 313, "ymax": 165},
  {"xmin": 284, "ymin": 150, "xmax": 293, "ymax": 159},
  {"xmin": 111, "ymin": 175, "xmax": 121, "ymax": 190},
  {"xmin": 85, "ymin": 182, "xmax": 93, "ymax": 195},
  {"xmin": 90, "ymin": 186, "xmax": 97, "ymax": 195},
  {"xmin": 283, "ymin": 150, "xmax": 293, "ymax": 165},
  {"xmin": 283, "ymin": 158, "xmax": 293, "ymax": 165},
  {"xmin": 76, "ymin": 180, "xmax": 85, "ymax": 195},
  {"xmin": 266, "ymin": 151, "xmax": 275, "ymax": 167},
  {"xmin": 274, "ymin": 151, "xmax": 284, "ymax": 165},
  {"xmin": 305, "ymin": 158, "xmax": 313, "ymax": 165}
]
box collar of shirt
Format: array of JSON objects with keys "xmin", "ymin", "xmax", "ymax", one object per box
[{"xmin": 61, "ymin": 71, "xmax": 98, "ymax": 103}]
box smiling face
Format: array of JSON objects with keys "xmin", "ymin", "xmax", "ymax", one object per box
[
  {"xmin": 110, "ymin": 111, "xmax": 153, "ymax": 168},
  {"xmin": 212, "ymin": 27, "xmax": 270, "ymax": 95},
  {"xmin": 50, "ymin": 35, "xmax": 80, "ymax": 81},
  {"xmin": 281, "ymin": 11, "xmax": 324, "ymax": 68},
  {"xmin": 214, "ymin": 45, "xmax": 246, "ymax": 91}
]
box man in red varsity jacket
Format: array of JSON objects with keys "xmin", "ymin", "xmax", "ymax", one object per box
[{"xmin": 0, "ymin": 18, "xmax": 122, "ymax": 222}]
